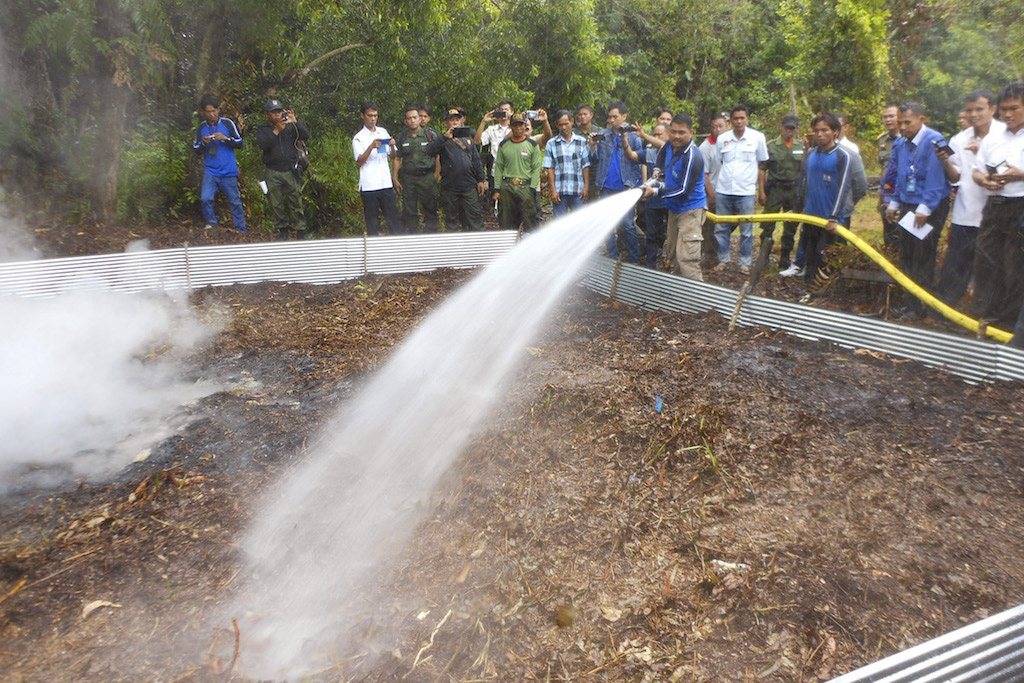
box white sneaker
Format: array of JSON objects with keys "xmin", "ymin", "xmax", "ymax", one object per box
[
  {"xmin": 779, "ymin": 264, "xmax": 804, "ymax": 278},
  {"xmin": 204, "ymin": 223, "xmax": 214, "ymax": 231}
]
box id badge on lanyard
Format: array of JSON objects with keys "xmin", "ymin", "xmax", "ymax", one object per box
[{"xmin": 906, "ymin": 164, "xmax": 916, "ymax": 194}]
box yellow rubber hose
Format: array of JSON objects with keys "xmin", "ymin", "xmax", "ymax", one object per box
[{"xmin": 707, "ymin": 212, "xmax": 1013, "ymax": 343}]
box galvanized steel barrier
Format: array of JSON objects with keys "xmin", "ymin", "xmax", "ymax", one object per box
[
  {"xmin": 578, "ymin": 258, "xmax": 1024, "ymax": 385},
  {"xmin": 828, "ymin": 603, "xmax": 1024, "ymax": 682},
  {"xmin": 0, "ymin": 232, "xmax": 518, "ymax": 298},
  {"xmin": 2, "ymin": 230, "xmax": 1023, "ymax": 675}
]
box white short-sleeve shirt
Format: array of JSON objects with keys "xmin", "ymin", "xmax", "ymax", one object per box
[
  {"xmin": 950, "ymin": 120, "xmax": 1004, "ymax": 226},
  {"xmin": 353, "ymin": 126, "xmax": 394, "ymax": 191},
  {"xmin": 715, "ymin": 127, "xmax": 769, "ymax": 196},
  {"xmin": 975, "ymin": 124, "xmax": 1024, "ymax": 198}
]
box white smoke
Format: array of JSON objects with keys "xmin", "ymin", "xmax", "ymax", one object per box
[
  {"xmin": 0, "ymin": 201, "xmax": 40, "ymax": 262},
  {"xmin": 0, "ymin": 286, "xmax": 219, "ymax": 491}
]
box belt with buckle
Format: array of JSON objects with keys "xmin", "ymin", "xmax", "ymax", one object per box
[{"xmin": 503, "ymin": 177, "xmax": 529, "ymax": 186}]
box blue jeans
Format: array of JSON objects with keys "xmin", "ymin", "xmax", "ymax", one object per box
[
  {"xmin": 604, "ymin": 188, "xmax": 640, "ymax": 263},
  {"xmin": 201, "ymin": 174, "xmax": 246, "ymax": 232},
  {"xmin": 713, "ymin": 193, "xmax": 755, "ymax": 266},
  {"xmin": 551, "ymin": 194, "xmax": 584, "ymax": 219}
]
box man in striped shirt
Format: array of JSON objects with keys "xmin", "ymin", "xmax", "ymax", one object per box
[{"xmin": 543, "ymin": 110, "xmax": 590, "ymax": 218}]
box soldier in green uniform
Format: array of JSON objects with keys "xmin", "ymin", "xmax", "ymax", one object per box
[
  {"xmin": 877, "ymin": 104, "xmax": 900, "ymax": 249},
  {"xmin": 493, "ymin": 113, "xmax": 543, "ymax": 233},
  {"xmin": 393, "ymin": 106, "xmax": 440, "ymax": 233},
  {"xmin": 757, "ymin": 114, "xmax": 805, "ymax": 269}
]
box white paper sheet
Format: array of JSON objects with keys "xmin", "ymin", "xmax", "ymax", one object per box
[{"xmin": 898, "ymin": 211, "xmax": 934, "ymax": 240}]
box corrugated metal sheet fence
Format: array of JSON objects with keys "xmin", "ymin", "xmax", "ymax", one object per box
[
  {"xmin": 2, "ymin": 235, "xmax": 1022, "ymax": 383},
  {"xmin": 578, "ymin": 258, "xmax": 1024, "ymax": 384}
]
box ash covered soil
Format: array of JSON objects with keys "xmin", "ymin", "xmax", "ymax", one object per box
[{"xmin": 2, "ymin": 270, "xmax": 1024, "ymax": 681}]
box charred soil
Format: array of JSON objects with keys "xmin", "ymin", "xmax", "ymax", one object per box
[{"xmin": 2, "ymin": 266, "xmax": 1023, "ymax": 681}]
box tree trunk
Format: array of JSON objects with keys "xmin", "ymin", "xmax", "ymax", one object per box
[
  {"xmin": 90, "ymin": 80, "xmax": 129, "ymax": 225},
  {"xmin": 90, "ymin": 0, "xmax": 130, "ymax": 225}
]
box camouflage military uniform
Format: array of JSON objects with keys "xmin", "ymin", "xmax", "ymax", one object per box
[
  {"xmin": 877, "ymin": 131, "xmax": 900, "ymax": 249},
  {"xmin": 760, "ymin": 136, "xmax": 804, "ymax": 268}
]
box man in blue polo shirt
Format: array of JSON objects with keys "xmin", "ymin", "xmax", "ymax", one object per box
[
  {"xmin": 642, "ymin": 113, "xmax": 707, "ymax": 280},
  {"xmin": 883, "ymin": 101, "xmax": 952, "ymax": 320},
  {"xmin": 591, "ymin": 101, "xmax": 643, "ymax": 262},
  {"xmin": 192, "ymin": 94, "xmax": 246, "ymax": 233}
]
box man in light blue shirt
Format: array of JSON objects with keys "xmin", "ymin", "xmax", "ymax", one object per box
[
  {"xmin": 591, "ymin": 101, "xmax": 643, "ymax": 262},
  {"xmin": 883, "ymin": 101, "xmax": 952, "ymax": 320}
]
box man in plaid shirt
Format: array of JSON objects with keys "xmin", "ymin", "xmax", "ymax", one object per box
[{"xmin": 543, "ymin": 109, "xmax": 591, "ymax": 218}]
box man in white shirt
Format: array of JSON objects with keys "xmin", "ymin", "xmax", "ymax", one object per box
[
  {"xmin": 698, "ymin": 112, "xmax": 729, "ymax": 266},
  {"xmin": 971, "ymin": 81, "xmax": 1024, "ymax": 325},
  {"xmin": 837, "ymin": 113, "xmax": 860, "ymax": 155},
  {"xmin": 353, "ymin": 101, "xmax": 403, "ymax": 235},
  {"xmin": 713, "ymin": 104, "xmax": 769, "ymax": 272},
  {"xmin": 935, "ymin": 89, "xmax": 1004, "ymax": 306},
  {"xmin": 476, "ymin": 100, "xmax": 514, "ymax": 223}
]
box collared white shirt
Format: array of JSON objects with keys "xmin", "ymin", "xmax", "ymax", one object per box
[
  {"xmin": 352, "ymin": 125, "xmax": 394, "ymax": 191},
  {"xmin": 840, "ymin": 136, "xmax": 860, "ymax": 155},
  {"xmin": 699, "ymin": 138, "xmax": 722, "ymax": 186},
  {"xmin": 715, "ymin": 127, "xmax": 769, "ymax": 195},
  {"xmin": 975, "ymin": 124, "xmax": 1024, "ymax": 198},
  {"xmin": 950, "ymin": 120, "xmax": 1005, "ymax": 226},
  {"xmin": 480, "ymin": 123, "xmax": 510, "ymax": 157}
]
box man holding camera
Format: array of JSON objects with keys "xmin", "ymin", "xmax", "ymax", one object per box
[
  {"xmin": 256, "ymin": 98, "xmax": 309, "ymax": 240},
  {"xmin": 476, "ymin": 100, "xmax": 514, "ymax": 222},
  {"xmin": 592, "ymin": 101, "xmax": 644, "ymax": 262},
  {"xmin": 426, "ymin": 107, "xmax": 487, "ymax": 231},
  {"xmin": 193, "ymin": 94, "xmax": 246, "ymax": 233},
  {"xmin": 494, "ymin": 113, "xmax": 543, "ymax": 233}
]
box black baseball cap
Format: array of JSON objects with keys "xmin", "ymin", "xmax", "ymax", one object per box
[
  {"xmin": 782, "ymin": 114, "xmax": 800, "ymax": 128},
  {"xmin": 444, "ymin": 107, "xmax": 466, "ymax": 120},
  {"xmin": 265, "ymin": 98, "xmax": 284, "ymax": 112}
]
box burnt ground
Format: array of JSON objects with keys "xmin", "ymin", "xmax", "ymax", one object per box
[{"xmin": 1, "ymin": 266, "xmax": 1023, "ymax": 681}]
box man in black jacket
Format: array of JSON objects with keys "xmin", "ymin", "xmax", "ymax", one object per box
[
  {"xmin": 425, "ymin": 107, "xmax": 487, "ymax": 231},
  {"xmin": 255, "ymin": 98, "xmax": 310, "ymax": 240}
]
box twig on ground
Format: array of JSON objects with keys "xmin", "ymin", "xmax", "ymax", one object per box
[{"xmin": 407, "ymin": 608, "xmax": 452, "ymax": 676}]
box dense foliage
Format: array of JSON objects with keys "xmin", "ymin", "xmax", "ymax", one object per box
[{"xmin": 1, "ymin": 0, "xmax": 1020, "ymax": 233}]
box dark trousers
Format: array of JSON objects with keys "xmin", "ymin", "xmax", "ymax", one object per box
[
  {"xmin": 880, "ymin": 202, "xmax": 900, "ymax": 251},
  {"xmin": 398, "ymin": 172, "xmax": 439, "ymax": 233},
  {"xmin": 937, "ymin": 224, "xmax": 977, "ymax": 306},
  {"xmin": 761, "ymin": 183, "xmax": 800, "ymax": 267},
  {"xmin": 1011, "ymin": 301, "xmax": 1024, "ymax": 348},
  {"xmin": 644, "ymin": 206, "xmax": 668, "ymax": 268},
  {"xmin": 442, "ymin": 186, "xmax": 484, "ymax": 231},
  {"xmin": 500, "ymin": 181, "xmax": 536, "ymax": 232},
  {"xmin": 973, "ymin": 196, "xmax": 1024, "ymax": 325},
  {"xmin": 265, "ymin": 168, "xmax": 307, "ymax": 235},
  {"xmin": 361, "ymin": 188, "xmax": 403, "ymax": 235},
  {"xmin": 898, "ymin": 197, "xmax": 949, "ymax": 314},
  {"xmin": 702, "ymin": 202, "xmax": 718, "ymax": 263},
  {"xmin": 803, "ymin": 224, "xmax": 835, "ymax": 286}
]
